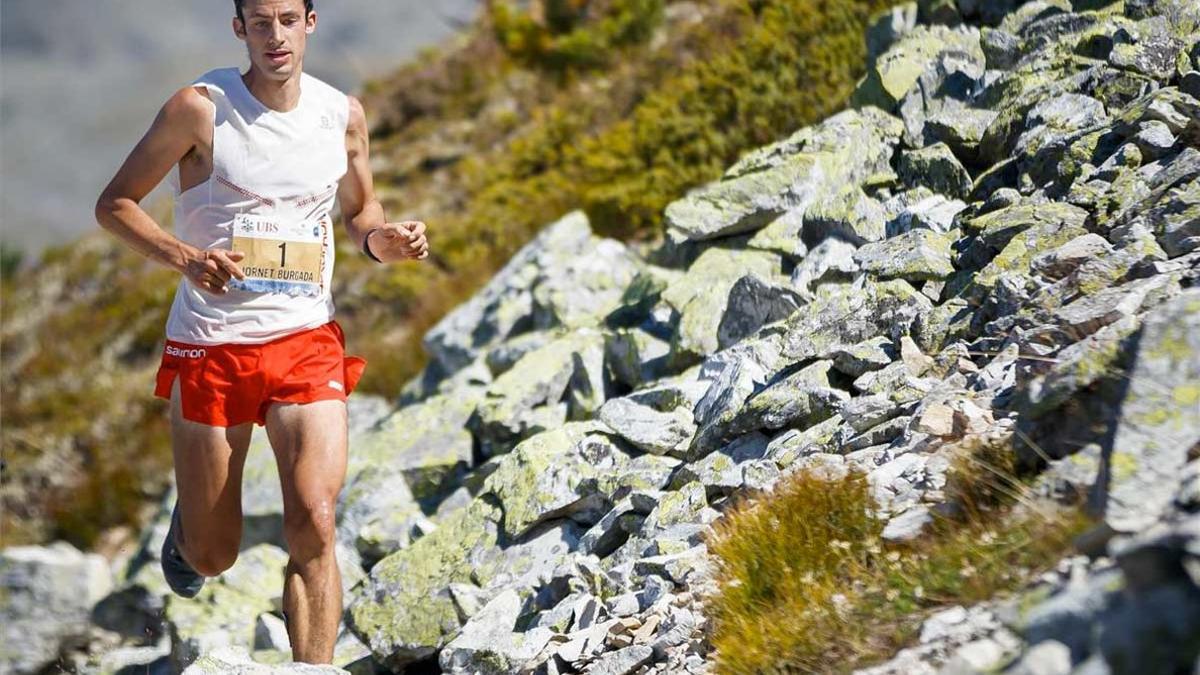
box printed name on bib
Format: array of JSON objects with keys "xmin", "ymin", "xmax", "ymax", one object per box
[{"xmin": 226, "ymin": 213, "xmax": 327, "ymax": 296}]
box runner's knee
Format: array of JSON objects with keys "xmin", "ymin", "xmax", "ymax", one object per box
[
  {"xmin": 283, "ymin": 498, "xmax": 338, "ymax": 558},
  {"xmin": 182, "ymin": 538, "xmax": 240, "ymax": 577}
]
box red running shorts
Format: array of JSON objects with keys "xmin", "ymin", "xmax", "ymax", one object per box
[{"xmin": 153, "ymin": 319, "xmax": 368, "ymax": 427}]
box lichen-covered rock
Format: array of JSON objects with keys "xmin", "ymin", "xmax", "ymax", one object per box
[
  {"xmin": 604, "ymin": 327, "xmax": 672, "ymax": 390},
  {"xmin": 716, "ymin": 273, "xmax": 805, "ymax": 350},
  {"xmin": 1103, "ymin": 289, "xmax": 1200, "ymax": 533},
  {"xmin": 899, "ymin": 143, "xmax": 974, "ymax": 199},
  {"xmin": 468, "ymin": 327, "xmax": 607, "ymax": 458},
  {"xmin": 352, "ymin": 388, "xmax": 483, "ymax": 502},
  {"xmin": 348, "ymin": 499, "xmax": 501, "ymax": 666},
  {"xmin": 665, "ymin": 108, "xmax": 903, "ymax": 242},
  {"xmin": 481, "ymin": 422, "xmax": 624, "ymax": 539},
  {"xmin": 855, "ymin": 228, "xmax": 957, "ymax": 281},
  {"xmin": 166, "ymin": 544, "xmax": 290, "ymax": 669},
  {"xmin": 597, "ymin": 395, "xmax": 696, "ymax": 458},
  {"xmin": 780, "ymin": 278, "xmax": 933, "ymax": 363},
  {"xmin": 422, "ymin": 211, "xmax": 595, "ymax": 385},
  {"xmin": 531, "ymin": 236, "xmax": 642, "ymax": 331},
  {"xmin": 866, "ymin": 3, "xmax": 920, "ymax": 63},
  {"xmin": 660, "ymin": 246, "xmax": 781, "ymax": 366},
  {"xmin": 693, "ymin": 360, "xmax": 846, "ymax": 455},
  {"xmin": 924, "ymin": 107, "xmax": 999, "ymax": 164},
  {"xmin": 884, "ymin": 190, "xmax": 968, "ymax": 236},
  {"xmin": 800, "ymin": 185, "xmax": 888, "ymax": 246},
  {"xmin": 337, "ymin": 465, "xmax": 427, "ymax": 564},
  {"xmin": 897, "ymin": 47, "xmax": 987, "ymax": 147},
  {"xmin": 852, "ymin": 24, "xmax": 984, "ymax": 111},
  {"xmin": 1015, "ymin": 315, "xmax": 1140, "ymax": 419},
  {"xmin": 789, "ymin": 238, "xmax": 861, "ymax": 298}
]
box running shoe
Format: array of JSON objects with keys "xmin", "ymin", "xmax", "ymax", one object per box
[{"xmin": 161, "ymin": 500, "xmax": 205, "ymax": 598}]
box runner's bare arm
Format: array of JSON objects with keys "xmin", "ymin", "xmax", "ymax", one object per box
[
  {"xmin": 336, "ymin": 95, "xmax": 429, "ymax": 263},
  {"xmin": 94, "ymin": 86, "xmax": 245, "ymax": 294}
]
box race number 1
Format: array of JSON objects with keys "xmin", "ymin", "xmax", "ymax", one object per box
[{"xmin": 227, "ymin": 213, "xmax": 325, "ymax": 296}]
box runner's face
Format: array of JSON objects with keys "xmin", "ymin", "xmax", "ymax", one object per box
[{"xmin": 234, "ymin": 0, "xmax": 314, "ymax": 79}]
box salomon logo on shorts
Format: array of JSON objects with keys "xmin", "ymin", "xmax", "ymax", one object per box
[{"xmin": 166, "ymin": 346, "xmax": 207, "ymax": 359}]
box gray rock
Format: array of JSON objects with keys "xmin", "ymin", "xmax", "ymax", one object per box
[
  {"xmin": 254, "ymin": 613, "xmax": 291, "ymax": 652},
  {"xmin": 665, "ymin": 108, "xmax": 902, "ymax": 242},
  {"xmin": 181, "ymin": 646, "xmax": 347, "ymax": 674},
  {"xmin": 598, "ymin": 396, "xmax": 696, "ymax": 457},
  {"xmin": 337, "ymin": 465, "xmax": 426, "ymax": 564},
  {"xmin": 790, "ymin": 238, "xmax": 861, "ymax": 297},
  {"xmin": 867, "ymin": 3, "xmax": 920, "ymax": 63},
  {"xmin": 841, "ymin": 394, "xmax": 905, "ymax": 434},
  {"xmin": 660, "ymin": 246, "xmax": 781, "ymax": 365},
  {"xmin": 672, "ymin": 432, "xmax": 771, "ymax": 497},
  {"xmin": 855, "ymin": 229, "xmax": 957, "ymax": 281},
  {"xmin": 694, "ymin": 360, "xmax": 845, "ymax": 455},
  {"xmin": 422, "ymin": 211, "xmax": 594, "ymax": 383},
  {"xmin": 716, "ymin": 273, "xmax": 805, "ymax": 350},
  {"xmin": 689, "ymin": 336, "xmax": 785, "ymax": 460},
  {"xmin": 468, "ymin": 327, "xmax": 607, "ymax": 458},
  {"xmin": 1132, "ymin": 120, "xmax": 1177, "ymax": 161},
  {"xmin": 1031, "ymin": 233, "xmax": 1115, "ymax": 280},
  {"xmin": 531, "ymin": 237, "xmax": 642, "ymax": 331},
  {"xmin": 925, "ymin": 108, "xmax": 999, "ymax": 164},
  {"xmin": 884, "ymin": 191, "xmax": 968, "ymax": 237},
  {"xmin": 352, "ymin": 388, "xmax": 483, "ymax": 502},
  {"xmin": 0, "ymin": 542, "xmax": 114, "ymax": 675},
  {"xmin": 831, "ymin": 336, "xmax": 898, "ymax": 378},
  {"xmin": 439, "ymin": 589, "xmax": 554, "ymax": 674},
  {"xmin": 852, "ymin": 24, "xmax": 985, "ymax": 111},
  {"xmin": 587, "ymin": 645, "xmax": 655, "ymax": 675},
  {"xmin": 781, "ymin": 279, "xmax": 932, "ymax": 364},
  {"xmin": 898, "ymin": 47, "xmax": 987, "ymax": 148},
  {"xmin": 801, "ymin": 185, "xmax": 888, "ymax": 247},
  {"xmin": 882, "ymin": 505, "xmax": 934, "ymax": 542},
  {"xmin": 167, "ymin": 543, "xmax": 291, "ymax": 668},
  {"xmin": 1007, "ymin": 640, "xmax": 1073, "ymax": 675},
  {"xmin": 481, "ymin": 422, "xmax": 624, "ymax": 540},
  {"xmin": 1055, "ymin": 274, "xmax": 1177, "ymax": 341},
  {"xmin": 899, "ymin": 143, "xmax": 974, "ymax": 199},
  {"xmin": 1103, "ymin": 289, "xmax": 1200, "ymax": 533},
  {"xmin": 604, "ymin": 328, "xmax": 671, "ymax": 390}
]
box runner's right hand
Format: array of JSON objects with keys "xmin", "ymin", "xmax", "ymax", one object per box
[{"xmin": 184, "ymin": 248, "xmax": 246, "ymax": 295}]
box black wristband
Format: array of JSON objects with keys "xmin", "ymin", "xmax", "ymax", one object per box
[{"xmin": 363, "ymin": 228, "xmax": 383, "ymax": 263}]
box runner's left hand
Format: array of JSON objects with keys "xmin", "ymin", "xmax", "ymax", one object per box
[{"xmin": 367, "ymin": 221, "xmax": 429, "ymax": 263}]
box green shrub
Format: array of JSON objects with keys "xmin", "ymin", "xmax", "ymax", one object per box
[{"xmin": 490, "ymin": 0, "xmax": 667, "ymax": 74}]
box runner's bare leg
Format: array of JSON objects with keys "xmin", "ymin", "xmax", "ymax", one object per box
[
  {"xmin": 264, "ymin": 398, "xmax": 348, "ymax": 663},
  {"xmin": 169, "ymin": 377, "xmax": 254, "ymax": 576}
]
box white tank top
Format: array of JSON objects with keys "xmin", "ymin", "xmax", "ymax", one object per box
[{"xmin": 164, "ymin": 66, "xmax": 349, "ymax": 344}]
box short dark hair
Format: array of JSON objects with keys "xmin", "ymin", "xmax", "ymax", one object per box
[{"xmin": 234, "ymin": 0, "xmax": 314, "ymax": 23}]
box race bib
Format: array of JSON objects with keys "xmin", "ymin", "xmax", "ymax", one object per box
[{"xmin": 226, "ymin": 213, "xmax": 327, "ymax": 297}]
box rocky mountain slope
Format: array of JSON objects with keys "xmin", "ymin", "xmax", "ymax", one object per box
[{"xmin": 3, "ymin": 0, "xmax": 1199, "ymax": 672}]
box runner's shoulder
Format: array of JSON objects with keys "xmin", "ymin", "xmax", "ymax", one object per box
[
  {"xmin": 160, "ymin": 85, "xmax": 215, "ymax": 134},
  {"xmin": 345, "ymin": 95, "xmax": 366, "ymax": 136}
]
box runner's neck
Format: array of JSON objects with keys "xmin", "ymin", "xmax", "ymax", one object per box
[{"xmin": 241, "ymin": 66, "xmax": 303, "ymax": 114}]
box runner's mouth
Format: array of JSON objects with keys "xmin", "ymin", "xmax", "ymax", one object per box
[{"xmin": 266, "ymin": 50, "xmax": 291, "ymax": 63}]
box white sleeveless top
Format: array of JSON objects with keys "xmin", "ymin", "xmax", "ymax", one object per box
[{"xmin": 164, "ymin": 66, "xmax": 350, "ymax": 344}]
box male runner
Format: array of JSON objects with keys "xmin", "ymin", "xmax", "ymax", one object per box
[{"xmin": 94, "ymin": 0, "xmax": 429, "ymax": 663}]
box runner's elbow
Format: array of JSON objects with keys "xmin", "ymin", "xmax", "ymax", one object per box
[{"xmin": 94, "ymin": 193, "xmax": 123, "ymax": 229}]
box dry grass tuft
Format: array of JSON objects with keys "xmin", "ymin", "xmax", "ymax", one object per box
[{"xmin": 706, "ymin": 436, "xmax": 1093, "ymax": 674}]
